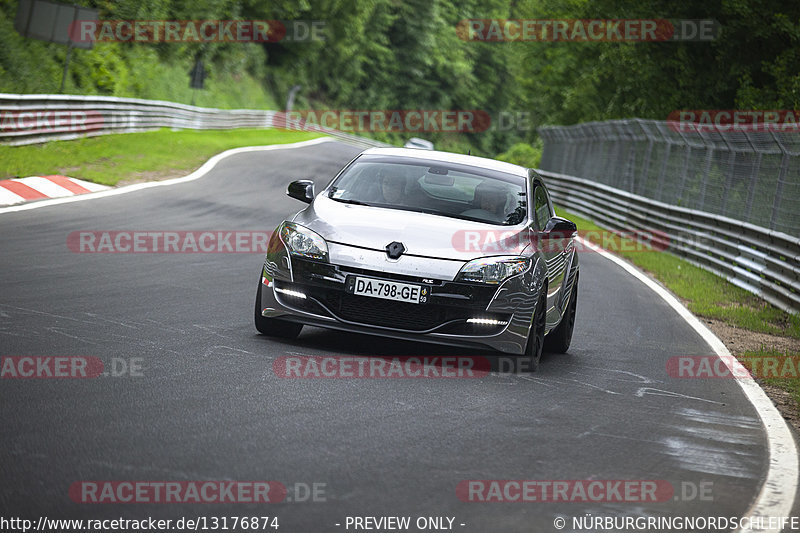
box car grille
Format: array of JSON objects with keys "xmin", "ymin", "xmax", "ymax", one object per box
[{"xmin": 329, "ymin": 293, "xmax": 465, "ymax": 331}]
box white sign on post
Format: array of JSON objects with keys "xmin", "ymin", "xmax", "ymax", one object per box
[{"xmin": 15, "ymin": 0, "xmax": 98, "ymax": 49}]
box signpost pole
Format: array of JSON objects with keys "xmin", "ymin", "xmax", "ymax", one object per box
[{"xmin": 59, "ymin": 40, "xmax": 73, "ymax": 93}]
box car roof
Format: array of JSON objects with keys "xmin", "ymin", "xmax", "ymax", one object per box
[{"xmin": 360, "ymin": 147, "xmax": 529, "ymax": 178}]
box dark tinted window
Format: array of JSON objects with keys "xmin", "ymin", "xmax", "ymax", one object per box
[{"xmin": 534, "ymin": 185, "xmax": 550, "ymax": 230}]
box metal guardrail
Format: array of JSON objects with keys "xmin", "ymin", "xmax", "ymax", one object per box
[
  {"xmin": 537, "ymin": 168, "xmax": 800, "ymax": 314},
  {"xmin": 0, "ymin": 93, "xmax": 388, "ymax": 148},
  {"xmin": 539, "ymin": 119, "xmax": 800, "ymax": 238}
]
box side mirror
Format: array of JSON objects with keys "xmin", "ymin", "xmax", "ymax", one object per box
[
  {"xmin": 542, "ymin": 216, "xmax": 577, "ymax": 238},
  {"xmin": 287, "ymin": 180, "xmax": 314, "ymax": 203}
]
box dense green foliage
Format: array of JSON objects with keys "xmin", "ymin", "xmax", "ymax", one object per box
[
  {"xmin": 0, "ymin": 0, "xmax": 277, "ymax": 109},
  {"xmin": 497, "ymin": 140, "xmax": 543, "ymax": 168},
  {"xmin": 1, "ymin": 0, "xmax": 798, "ymax": 155}
]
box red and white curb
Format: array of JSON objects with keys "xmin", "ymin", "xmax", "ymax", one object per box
[{"xmin": 0, "ymin": 175, "xmax": 109, "ymax": 206}]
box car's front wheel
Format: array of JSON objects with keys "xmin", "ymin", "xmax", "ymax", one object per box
[
  {"xmin": 524, "ymin": 290, "xmax": 548, "ymax": 372},
  {"xmin": 254, "ymin": 281, "xmax": 303, "ymax": 339},
  {"xmin": 544, "ymin": 276, "xmax": 578, "ymax": 354}
]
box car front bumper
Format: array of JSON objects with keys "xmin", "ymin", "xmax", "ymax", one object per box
[{"xmin": 258, "ymin": 254, "xmax": 539, "ymax": 355}]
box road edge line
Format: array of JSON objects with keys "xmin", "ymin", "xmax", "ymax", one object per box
[
  {"xmin": 577, "ymin": 236, "xmax": 798, "ymax": 532},
  {"xmin": 0, "ymin": 136, "xmax": 335, "ymax": 215}
]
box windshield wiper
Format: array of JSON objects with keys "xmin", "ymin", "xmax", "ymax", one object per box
[{"xmin": 331, "ymin": 197, "xmax": 373, "ymax": 206}]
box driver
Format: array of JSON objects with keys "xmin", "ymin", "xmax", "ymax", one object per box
[
  {"xmin": 377, "ymin": 169, "xmax": 406, "ymax": 204},
  {"xmin": 473, "ymin": 182, "xmax": 508, "ymax": 220}
]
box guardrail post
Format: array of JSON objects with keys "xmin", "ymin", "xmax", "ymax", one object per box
[
  {"xmin": 697, "ymin": 143, "xmax": 714, "ymax": 211},
  {"xmin": 744, "ymin": 151, "xmax": 762, "ymax": 220},
  {"xmin": 771, "ymin": 152, "xmax": 790, "ymax": 231},
  {"xmin": 769, "ymin": 130, "xmax": 791, "ymax": 232},
  {"xmin": 720, "ymin": 149, "xmax": 737, "ymax": 214},
  {"xmin": 676, "ymin": 145, "xmax": 693, "ymax": 207},
  {"xmin": 639, "ymin": 137, "xmax": 654, "ymax": 196},
  {"xmin": 655, "ymin": 142, "xmax": 671, "ymax": 201}
]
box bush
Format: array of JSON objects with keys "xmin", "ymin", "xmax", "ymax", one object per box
[{"xmin": 496, "ymin": 140, "xmax": 542, "ymax": 169}]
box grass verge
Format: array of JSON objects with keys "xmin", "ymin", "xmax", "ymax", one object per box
[
  {"xmin": 555, "ymin": 207, "xmax": 800, "ymax": 339},
  {"xmin": 743, "ymin": 348, "xmax": 800, "ymax": 423},
  {"xmin": 0, "ymin": 128, "xmax": 325, "ymax": 186}
]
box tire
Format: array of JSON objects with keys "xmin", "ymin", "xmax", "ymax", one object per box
[
  {"xmin": 254, "ymin": 281, "xmax": 303, "ymax": 339},
  {"xmin": 524, "ymin": 291, "xmax": 548, "ymax": 372},
  {"xmin": 544, "ymin": 275, "xmax": 578, "ymax": 354}
]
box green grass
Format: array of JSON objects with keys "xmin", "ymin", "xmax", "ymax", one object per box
[
  {"xmin": 742, "ymin": 349, "xmax": 800, "ymax": 406},
  {"xmin": 555, "ymin": 206, "xmax": 800, "ymax": 340},
  {"xmin": 0, "ymin": 128, "xmax": 324, "ymax": 186}
]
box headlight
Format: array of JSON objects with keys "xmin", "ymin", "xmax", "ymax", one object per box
[
  {"xmin": 456, "ymin": 256, "xmax": 530, "ymax": 284},
  {"xmin": 279, "ymin": 222, "xmax": 328, "ymax": 261}
]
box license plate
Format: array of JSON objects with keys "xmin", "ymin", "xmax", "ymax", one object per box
[{"xmin": 347, "ymin": 276, "xmax": 429, "ymax": 304}]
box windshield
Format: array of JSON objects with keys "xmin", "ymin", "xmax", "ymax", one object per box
[{"xmin": 327, "ymin": 156, "xmax": 527, "ymax": 226}]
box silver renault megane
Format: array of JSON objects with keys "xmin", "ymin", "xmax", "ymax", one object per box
[{"xmin": 255, "ymin": 147, "xmax": 579, "ymax": 370}]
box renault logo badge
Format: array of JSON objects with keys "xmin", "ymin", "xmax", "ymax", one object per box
[{"xmin": 385, "ymin": 241, "xmax": 405, "ymax": 259}]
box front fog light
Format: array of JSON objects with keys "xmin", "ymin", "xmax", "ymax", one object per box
[
  {"xmin": 467, "ymin": 317, "xmax": 509, "ymax": 326},
  {"xmin": 274, "ymin": 287, "xmax": 306, "ymax": 299}
]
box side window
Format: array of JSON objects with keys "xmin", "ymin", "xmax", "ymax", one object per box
[
  {"xmin": 543, "ymin": 184, "xmax": 555, "ymax": 216},
  {"xmin": 533, "ymin": 185, "xmax": 550, "ymax": 230}
]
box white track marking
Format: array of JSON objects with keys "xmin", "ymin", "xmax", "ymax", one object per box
[
  {"xmin": 578, "ymin": 236, "xmax": 798, "ymax": 532},
  {"xmin": 74, "ymin": 178, "xmax": 109, "ymax": 192},
  {"xmin": 0, "ymin": 137, "xmax": 335, "ymax": 215},
  {"xmin": 0, "ymin": 185, "xmax": 25, "ymax": 205},
  {"xmin": 635, "ymin": 387, "xmax": 727, "ymax": 405}
]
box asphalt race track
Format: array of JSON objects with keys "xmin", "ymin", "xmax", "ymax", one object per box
[{"xmin": 0, "ymin": 140, "xmax": 796, "ymax": 531}]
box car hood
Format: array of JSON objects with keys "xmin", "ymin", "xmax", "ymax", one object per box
[{"xmin": 291, "ymin": 195, "xmax": 532, "ymax": 261}]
